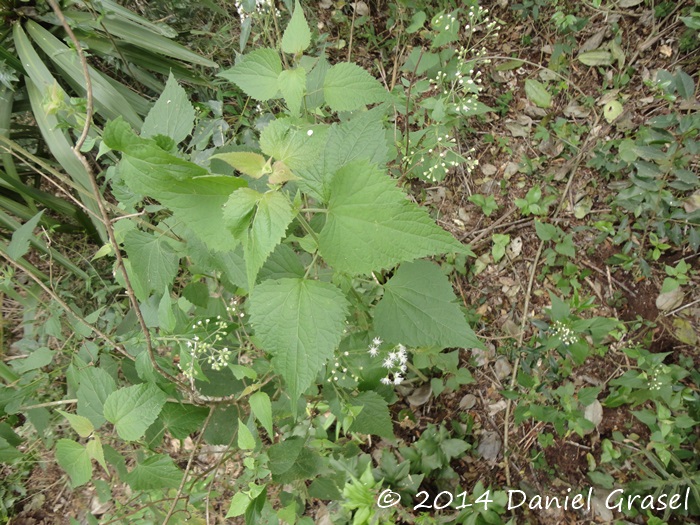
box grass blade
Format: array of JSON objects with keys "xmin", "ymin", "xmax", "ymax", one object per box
[{"xmin": 26, "ymin": 20, "xmax": 144, "ymax": 128}]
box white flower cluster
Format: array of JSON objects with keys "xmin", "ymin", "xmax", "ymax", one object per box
[
  {"xmin": 433, "ymin": 12, "xmax": 457, "ymax": 31},
  {"xmin": 464, "ymin": 5, "xmax": 501, "ymax": 35},
  {"xmin": 368, "ymin": 338, "xmax": 409, "ymax": 385},
  {"xmin": 648, "ymin": 369, "xmax": 663, "ymax": 391},
  {"xmin": 550, "ymin": 320, "xmax": 577, "ymax": 346},
  {"xmin": 178, "ymin": 315, "xmax": 234, "ymax": 378},
  {"xmin": 233, "ymin": 0, "xmax": 280, "ymax": 23},
  {"xmin": 327, "ymin": 350, "xmax": 360, "ymax": 383},
  {"xmin": 226, "ymin": 298, "xmax": 245, "ymax": 319}
]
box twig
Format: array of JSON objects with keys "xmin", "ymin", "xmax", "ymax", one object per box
[
  {"xmin": 162, "ymin": 405, "xmax": 215, "ymax": 525},
  {"xmin": 666, "ymin": 298, "xmax": 700, "ymax": 317},
  {"xmin": 347, "ymin": 0, "xmax": 358, "ymax": 62},
  {"xmin": 45, "ymin": 0, "xmax": 187, "ymax": 391},
  {"xmin": 460, "ymin": 207, "xmax": 518, "ymax": 243},
  {"xmin": 402, "ymin": 49, "xmax": 424, "ymax": 178},
  {"xmin": 19, "ymin": 399, "xmax": 77, "ymax": 411}
]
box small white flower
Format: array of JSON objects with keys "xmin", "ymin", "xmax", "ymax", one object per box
[
  {"xmin": 372, "ymin": 337, "xmax": 382, "ymax": 346},
  {"xmin": 393, "ymin": 374, "xmax": 403, "ymax": 385},
  {"xmin": 307, "ymin": 129, "xmax": 313, "ymax": 136},
  {"xmin": 383, "ymin": 357, "xmax": 394, "ymax": 368},
  {"xmin": 368, "ymin": 346, "xmax": 379, "ymax": 357},
  {"xmin": 381, "ymin": 377, "xmax": 392, "ymax": 385}
]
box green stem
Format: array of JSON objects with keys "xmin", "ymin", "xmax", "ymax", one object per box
[
  {"xmin": 295, "ymin": 211, "xmax": 318, "ymax": 242},
  {"xmin": 301, "ymin": 208, "xmax": 327, "ymax": 214},
  {"xmin": 304, "ymin": 252, "xmax": 319, "ymax": 279}
]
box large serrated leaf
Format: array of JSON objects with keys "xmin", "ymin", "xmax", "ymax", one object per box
[
  {"xmin": 249, "ymin": 279, "xmax": 349, "ymax": 402},
  {"xmin": 281, "ymin": 0, "xmax": 311, "ymax": 54},
  {"xmin": 213, "ymin": 152, "xmax": 269, "ymax": 178},
  {"xmin": 223, "ymin": 189, "xmax": 294, "ymax": 288},
  {"xmin": 319, "ymin": 160, "xmax": 467, "ymax": 275},
  {"xmin": 76, "ymin": 367, "xmax": 117, "ymax": 428},
  {"xmin": 259, "ymin": 118, "xmax": 327, "ymax": 172},
  {"xmin": 374, "ymin": 260, "xmax": 483, "ymax": 349},
  {"xmin": 142, "ymin": 73, "xmax": 195, "ymax": 144},
  {"xmin": 55, "ymin": 439, "xmax": 92, "ymax": 487},
  {"xmin": 323, "ymin": 62, "xmax": 388, "ymax": 112},
  {"xmin": 104, "ymin": 119, "xmax": 245, "ymax": 250},
  {"xmin": 348, "ymin": 391, "xmax": 394, "ymax": 438},
  {"xmin": 278, "ymin": 67, "xmax": 306, "ymax": 116},
  {"xmin": 123, "ymin": 230, "xmax": 180, "ymax": 302},
  {"xmin": 218, "ymin": 48, "xmax": 282, "ymax": 101},
  {"xmin": 297, "ymin": 106, "xmax": 389, "ymax": 202},
  {"xmin": 103, "ymin": 383, "xmax": 167, "ymax": 441},
  {"xmin": 125, "ymin": 454, "xmax": 183, "ymax": 490}
]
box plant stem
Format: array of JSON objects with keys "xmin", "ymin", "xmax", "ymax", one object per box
[{"xmin": 45, "ymin": 0, "xmax": 187, "ymax": 391}]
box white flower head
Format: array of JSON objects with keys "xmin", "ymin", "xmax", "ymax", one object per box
[
  {"xmin": 307, "ymin": 129, "xmax": 313, "ymax": 136},
  {"xmin": 368, "ymin": 346, "xmax": 379, "ymax": 357},
  {"xmin": 381, "ymin": 377, "xmax": 392, "ymax": 385},
  {"xmin": 372, "ymin": 337, "xmax": 383, "ymax": 346}
]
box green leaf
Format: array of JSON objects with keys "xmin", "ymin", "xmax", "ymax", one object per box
[
  {"xmin": 524, "ymin": 79, "xmax": 552, "ymax": 109},
  {"xmin": 213, "ymin": 152, "xmax": 269, "ymax": 178},
  {"xmin": 104, "ymin": 119, "xmax": 207, "ymax": 182},
  {"xmin": 123, "ymin": 230, "xmax": 180, "ymax": 302},
  {"xmin": 158, "ymin": 289, "xmax": 176, "ymax": 333},
  {"xmin": 6, "ymin": 208, "xmax": 43, "ymax": 261},
  {"xmin": 86, "ymin": 435, "xmax": 108, "ymax": 473},
  {"xmin": 55, "ymin": 439, "xmax": 92, "ymax": 487},
  {"xmin": 237, "ymin": 419, "xmax": 256, "ymax": 450},
  {"xmin": 249, "ymin": 391, "xmax": 273, "ymax": 437},
  {"xmin": 278, "ymin": 67, "xmax": 306, "ymax": 116},
  {"xmin": 218, "ymin": 48, "xmax": 282, "ymax": 101},
  {"xmin": 249, "ymin": 279, "xmax": 349, "ymax": 402},
  {"xmin": 259, "ymin": 118, "xmax": 326, "ymax": 172},
  {"xmin": 223, "ymin": 189, "xmax": 294, "ymax": 288},
  {"xmin": 105, "ymin": 119, "xmax": 246, "ymax": 251},
  {"xmin": 103, "ymin": 383, "xmax": 167, "ymax": 441},
  {"xmin": 159, "ymin": 403, "xmax": 210, "ymax": 439},
  {"xmin": 281, "ymin": 0, "xmax": 311, "ymax": 54},
  {"xmin": 259, "ymin": 243, "xmax": 306, "ymax": 281},
  {"xmin": 142, "ymin": 73, "xmax": 195, "ymax": 144},
  {"xmin": 125, "ymin": 454, "xmax": 183, "ymax": 491},
  {"xmin": 57, "ymin": 410, "xmax": 94, "ymax": 439},
  {"xmin": 348, "ymin": 391, "xmax": 393, "ymax": 438},
  {"xmin": 374, "ymin": 260, "xmax": 482, "ymax": 349},
  {"xmin": 577, "ymin": 50, "xmax": 613, "ymax": 66},
  {"xmin": 319, "ymin": 160, "xmax": 467, "ymax": 275},
  {"xmin": 203, "ymin": 406, "xmax": 239, "ymax": 445},
  {"xmin": 603, "ymin": 100, "xmax": 623, "ymax": 123},
  {"xmin": 297, "ymin": 106, "xmax": 389, "ymax": 201},
  {"xmin": 76, "ymin": 367, "xmax": 117, "ymax": 428},
  {"xmin": 10, "ymin": 347, "xmax": 54, "ymax": 374},
  {"xmin": 323, "ymin": 62, "xmax": 388, "ymax": 112},
  {"xmin": 227, "ymin": 492, "xmax": 252, "ymax": 518},
  {"xmin": 268, "ymin": 436, "xmax": 322, "ymax": 483},
  {"xmin": 534, "ymin": 220, "xmax": 558, "ymax": 242}
]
